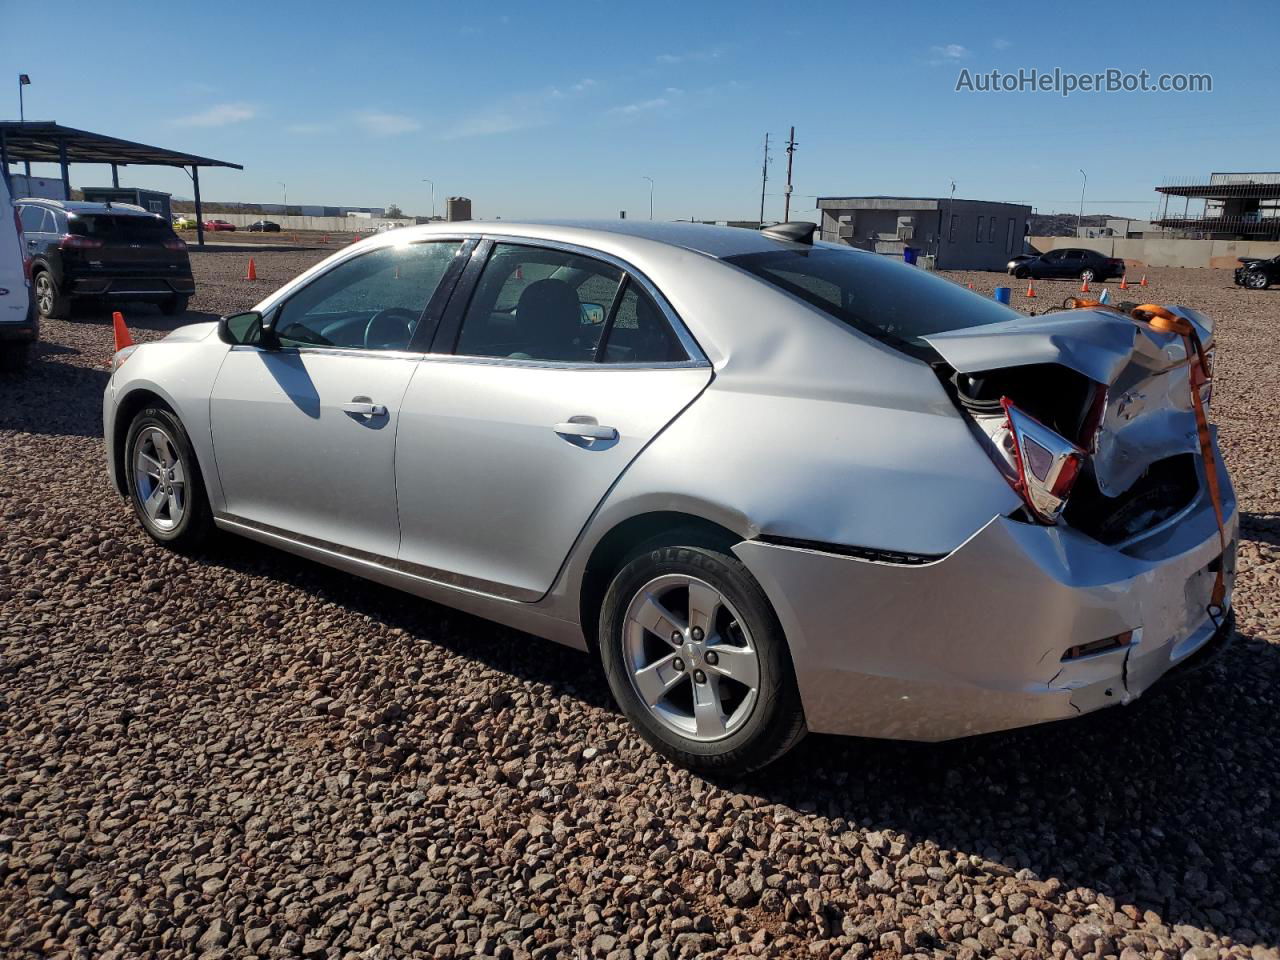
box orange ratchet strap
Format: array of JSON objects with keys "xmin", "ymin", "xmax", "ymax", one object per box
[{"xmin": 1132, "ymin": 304, "xmax": 1227, "ymax": 614}]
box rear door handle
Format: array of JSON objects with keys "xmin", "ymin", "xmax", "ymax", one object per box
[
  {"xmin": 554, "ymin": 419, "xmax": 618, "ymax": 442},
  {"xmin": 342, "ymin": 397, "xmax": 387, "ymax": 418}
]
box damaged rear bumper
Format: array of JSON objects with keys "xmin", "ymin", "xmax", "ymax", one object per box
[{"xmin": 733, "ymin": 469, "xmax": 1237, "ymax": 741}]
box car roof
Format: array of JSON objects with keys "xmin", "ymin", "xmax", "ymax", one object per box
[
  {"xmin": 396, "ymin": 219, "xmax": 819, "ymax": 260},
  {"xmin": 18, "ymin": 198, "xmax": 158, "ymax": 218}
]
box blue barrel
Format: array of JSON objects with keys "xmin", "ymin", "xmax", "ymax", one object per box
[
  {"xmin": 993, "ymin": 286, "xmax": 1011, "ymax": 304},
  {"xmin": 903, "ymin": 247, "xmax": 919, "ymax": 265}
]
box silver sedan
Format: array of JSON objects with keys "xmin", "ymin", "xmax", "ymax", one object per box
[{"xmin": 104, "ymin": 221, "xmax": 1237, "ymax": 772}]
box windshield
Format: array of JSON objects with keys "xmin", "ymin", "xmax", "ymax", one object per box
[{"xmin": 725, "ymin": 245, "xmax": 1020, "ymax": 358}]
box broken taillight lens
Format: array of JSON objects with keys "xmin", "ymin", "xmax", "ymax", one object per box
[{"xmin": 999, "ymin": 397, "xmax": 1086, "ymax": 524}]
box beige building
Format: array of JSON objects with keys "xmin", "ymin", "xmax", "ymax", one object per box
[{"xmin": 817, "ymin": 195, "xmax": 1032, "ymax": 270}]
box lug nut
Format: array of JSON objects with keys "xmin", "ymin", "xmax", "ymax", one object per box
[
  {"xmin": 671, "ymin": 631, "xmax": 681, "ymax": 644},
  {"xmin": 691, "ymin": 627, "xmax": 704, "ymax": 642},
  {"xmin": 693, "ymin": 669, "xmax": 707, "ymax": 684},
  {"xmin": 705, "ymin": 650, "xmax": 719, "ymax": 666},
  {"xmin": 672, "ymin": 657, "xmax": 685, "ymax": 672}
]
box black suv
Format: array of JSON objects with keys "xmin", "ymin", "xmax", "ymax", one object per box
[
  {"xmin": 1008, "ymin": 247, "xmax": 1126, "ymax": 283},
  {"xmin": 17, "ymin": 199, "xmax": 195, "ymax": 319},
  {"xmin": 1234, "ymin": 255, "xmax": 1278, "ymax": 290}
]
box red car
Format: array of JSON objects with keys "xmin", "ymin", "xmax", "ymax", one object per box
[{"xmin": 203, "ymin": 219, "xmax": 237, "ymax": 232}]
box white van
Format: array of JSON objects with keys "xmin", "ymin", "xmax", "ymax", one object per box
[{"xmin": 0, "ymin": 172, "xmax": 36, "ymax": 371}]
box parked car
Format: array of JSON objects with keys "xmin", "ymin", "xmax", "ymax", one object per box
[
  {"xmin": 203, "ymin": 219, "xmax": 236, "ymax": 232},
  {"xmin": 0, "ymin": 172, "xmax": 36, "ymax": 371},
  {"xmin": 17, "ymin": 199, "xmax": 194, "ymax": 319},
  {"xmin": 103, "ymin": 221, "xmax": 1236, "ymax": 773},
  {"xmin": 1234, "ymin": 255, "xmax": 1278, "ymax": 290},
  {"xmin": 1009, "ymin": 247, "xmax": 1126, "ymax": 282},
  {"xmin": 173, "ymin": 214, "xmax": 198, "ymax": 230},
  {"xmin": 247, "ymin": 220, "xmax": 281, "ymax": 233}
]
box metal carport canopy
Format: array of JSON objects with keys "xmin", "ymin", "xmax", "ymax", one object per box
[{"xmin": 0, "ymin": 121, "xmax": 242, "ymax": 247}]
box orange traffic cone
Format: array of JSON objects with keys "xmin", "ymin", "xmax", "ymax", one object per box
[
  {"xmin": 322, "ymin": 234, "xmax": 329, "ymax": 244},
  {"xmin": 245, "ymin": 258, "xmax": 257, "ymax": 281},
  {"xmin": 112, "ymin": 311, "xmax": 133, "ymax": 351},
  {"xmin": 1140, "ymin": 274, "xmax": 1148, "ymax": 287},
  {"xmin": 1025, "ymin": 281, "xmax": 1036, "ymax": 298},
  {"xmin": 966, "ymin": 281, "xmax": 974, "ymax": 289},
  {"xmin": 1119, "ymin": 275, "xmax": 1128, "ymax": 290},
  {"xmin": 1080, "ymin": 277, "xmax": 1091, "ymax": 293}
]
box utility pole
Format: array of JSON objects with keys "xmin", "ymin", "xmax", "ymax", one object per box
[
  {"xmin": 641, "ymin": 176, "xmax": 654, "ymax": 220},
  {"xmin": 1077, "ymin": 169, "xmax": 1087, "ymax": 237},
  {"xmin": 422, "ymin": 178, "xmax": 435, "ymax": 220},
  {"xmin": 783, "ymin": 126, "xmax": 797, "ymax": 222},
  {"xmin": 759, "ymin": 133, "xmax": 770, "ymax": 226}
]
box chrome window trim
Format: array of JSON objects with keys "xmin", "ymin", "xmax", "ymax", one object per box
[
  {"xmin": 227, "ymin": 344, "xmax": 427, "ymax": 361},
  {"xmin": 471, "ymin": 233, "xmax": 708, "ymax": 366},
  {"xmin": 416, "ymin": 353, "xmax": 709, "ymax": 371}
]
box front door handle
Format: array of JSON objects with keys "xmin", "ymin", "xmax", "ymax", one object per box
[
  {"xmin": 342, "ymin": 397, "xmax": 387, "ymax": 418},
  {"xmin": 554, "ymin": 419, "xmax": 618, "ymax": 442}
]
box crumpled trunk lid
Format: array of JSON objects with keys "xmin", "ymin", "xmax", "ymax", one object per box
[{"xmin": 924, "ymin": 306, "xmax": 1215, "ymax": 540}]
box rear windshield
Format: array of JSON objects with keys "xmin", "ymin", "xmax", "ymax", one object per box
[
  {"xmin": 725, "ymin": 246, "xmax": 1020, "ymax": 359},
  {"xmin": 68, "ymin": 214, "xmax": 174, "ymax": 241}
]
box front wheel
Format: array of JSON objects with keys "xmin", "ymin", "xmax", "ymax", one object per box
[
  {"xmin": 124, "ymin": 406, "xmax": 213, "ymax": 549},
  {"xmin": 1013, "ymin": 266, "xmax": 1030, "ymax": 280},
  {"xmin": 598, "ymin": 543, "xmax": 806, "ymax": 773},
  {"xmin": 1246, "ymin": 271, "xmax": 1271, "ymax": 290}
]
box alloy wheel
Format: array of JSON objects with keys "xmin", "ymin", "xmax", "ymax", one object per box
[
  {"xmin": 1081, "ymin": 269, "xmax": 1095, "ymax": 282},
  {"xmin": 622, "ymin": 574, "xmax": 760, "ymax": 742},
  {"xmin": 132, "ymin": 426, "xmax": 187, "ymax": 532},
  {"xmin": 1248, "ymin": 271, "xmax": 1269, "ymax": 289},
  {"xmin": 35, "ymin": 275, "xmax": 53, "ymax": 316}
]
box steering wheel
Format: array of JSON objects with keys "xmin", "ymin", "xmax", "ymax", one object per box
[{"xmin": 363, "ymin": 308, "xmax": 419, "ymax": 350}]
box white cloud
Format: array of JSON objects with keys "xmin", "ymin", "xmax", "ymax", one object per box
[
  {"xmin": 655, "ymin": 47, "xmax": 723, "ymax": 65},
  {"xmin": 993, "ymin": 37, "xmax": 1011, "ymax": 49},
  {"xmin": 443, "ymin": 81, "xmax": 594, "ymax": 139},
  {"xmin": 286, "ymin": 122, "xmax": 334, "ymax": 135},
  {"xmin": 173, "ymin": 102, "xmax": 256, "ymax": 127},
  {"xmin": 608, "ymin": 96, "xmax": 673, "ymax": 116},
  {"xmin": 931, "ymin": 43, "xmax": 970, "ymax": 60},
  {"xmin": 355, "ymin": 111, "xmax": 421, "ymax": 136}
]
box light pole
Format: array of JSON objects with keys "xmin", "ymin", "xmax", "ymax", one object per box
[
  {"xmin": 18, "ymin": 74, "xmax": 31, "ymax": 176},
  {"xmin": 277, "ymin": 181, "xmax": 287, "ymax": 216},
  {"xmin": 641, "ymin": 176, "xmax": 654, "ymax": 220},
  {"xmin": 1078, "ymin": 169, "xmax": 1087, "ymax": 237},
  {"xmin": 422, "ymin": 179, "xmax": 435, "ymax": 220}
]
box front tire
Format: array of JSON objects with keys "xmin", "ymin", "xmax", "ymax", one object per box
[
  {"xmin": 124, "ymin": 406, "xmax": 213, "ymax": 550},
  {"xmin": 1013, "ymin": 266, "xmax": 1030, "ymax": 280},
  {"xmin": 598, "ymin": 543, "xmax": 806, "ymax": 773},
  {"xmin": 1246, "ymin": 271, "xmax": 1271, "ymax": 290}
]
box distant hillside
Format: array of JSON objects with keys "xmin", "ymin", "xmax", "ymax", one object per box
[{"xmin": 1029, "ymin": 213, "xmax": 1116, "ymax": 237}]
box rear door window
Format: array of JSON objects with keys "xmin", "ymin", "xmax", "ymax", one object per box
[
  {"xmin": 19, "ymin": 206, "xmax": 50, "ymax": 234},
  {"xmin": 454, "ymin": 244, "xmax": 623, "ymax": 362},
  {"xmin": 600, "ymin": 280, "xmax": 686, "ymax": 364}
]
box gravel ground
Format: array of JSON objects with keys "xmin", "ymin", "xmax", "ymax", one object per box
[{"xmin": 1, "ymin": 251, "xmax": 1277, "ymax": 960}]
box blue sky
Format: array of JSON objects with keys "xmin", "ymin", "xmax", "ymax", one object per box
[{"xmin": 3, "ymin": 0, "xmax": 1275, "ymax": 221}]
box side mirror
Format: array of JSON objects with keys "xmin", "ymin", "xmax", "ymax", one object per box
[
  {"xmin": 580, "ymin": 302, "xmax": 606, "ymax": 326},
  {"xmin": 217, "ymin": 310, "xmax": 273, "ymax": 347}
]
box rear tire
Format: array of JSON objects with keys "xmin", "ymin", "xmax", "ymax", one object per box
[
  {"xmin": 598, "ymin": 543, "xmax": 806, "ymax": 773},
  {"xmin": 0, "ymin": 342, "xmax": 29, "ymax": 373},
  {"xmin": 1080, "ymin": 268, "xmax": 1096, "ymax": 283},
  {"xmin": 161, "ymin": 295, "xmax": 190, "ymax": 317},
  {"xmin": 33, "ymin": 270, "xmax": 71, "ymax": 320},
  {"xmin": 124, "ymin": 406, "xmax": 213, "ymax": 550}
]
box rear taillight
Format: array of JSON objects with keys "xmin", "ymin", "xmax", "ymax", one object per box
[
  {"xmin": 59, "ymin": 233, "xmax": 103, "ymax": 250},
  {"xmin": 998, "ymin": 398, "xmax": 1086, "ymax": 524},
  {"xmin": 165, "ymin": 236, "xmax": 187, "ymax": 252}
]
